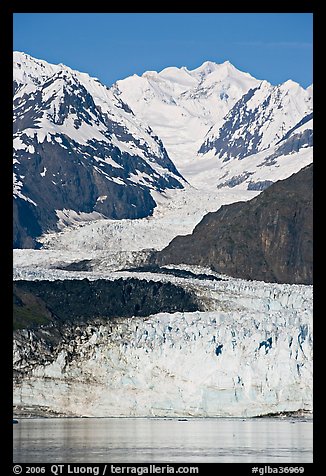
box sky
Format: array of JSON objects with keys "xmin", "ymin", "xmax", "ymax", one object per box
[{"xmin": 13, "ymin": 13, "xmax": 313, "ymax": 88}]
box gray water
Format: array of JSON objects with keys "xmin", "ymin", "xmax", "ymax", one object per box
[{"xmin": 13, "ymin": 417, "xmax": 313, "ymax": 463}]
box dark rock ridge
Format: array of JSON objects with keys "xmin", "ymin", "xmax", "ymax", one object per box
[
  {"xmin": 198, "ymin": 86, "xmax": 262, "ymax": 159},
  {"xmin": 13, "ymin": 133, "xmax": 163, "ymax": 247},
  {"xmin": 258, "ymin": 129, "xmax": 313, "ymax": 168},
  {"xmin": 276, "ymin": 113, "xmax": 313, "ymax": 145},
  {"xmin": 155, "ymin": 165, "xmax": 313, "ymax": 284},
  {"xmin": 13, "ymin": 278, "xmax": 201, "ymax": 379},
  {"xmin": 13, "ymin": 278, "xmax": 201, "ymax": 331},
  {"xmin": 198, "ymin": 82, "xmax": 312, "ymax": 163},
  {"xmin": 122, "ymin": 265, "xmax": 224, "ymax": 281}
]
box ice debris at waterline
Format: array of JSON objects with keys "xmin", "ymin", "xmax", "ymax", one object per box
[{"xmin": 13, "ymin": 277, "xmax": 312, "ymax": 418}]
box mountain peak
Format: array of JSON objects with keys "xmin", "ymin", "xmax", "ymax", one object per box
[
  {"xmin": 139, "ymin": 60, "xmax": 257, "ymax": 88},
  {"xmin": 188, "ymin": 60, "xmax": 258, "ymax": 86},
  {"xmin": 14, "ymin": 51, "xmax": 62, "ymax": 87},
  {"xmin": 189, "ymin": 60, "xmax": 221, "ymax": 77},
  {"xmin": 281, "ymin": 79, "xmax": 302, "ymax": 90}
]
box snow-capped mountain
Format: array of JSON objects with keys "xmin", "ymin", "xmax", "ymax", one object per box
[
  {"xmin": 13, "ymin": 53, "xmax": 313, "ymax": 249},
  {"xmin": 114, "ymin": 62, "xmax": 313, "ymax": 190},
  {"xmin": 13, "ymin": 52, "xmax": 185, "ymax": 248},
  {"xmin": 12, "ymin": 55, "xmax": 313, "ymax": 421},
  {"xmin": 190, "ymin": 110, "xmax": 313, "ymax": 191},
  {"xmin": 113, "ymin": 60, "xmax": 260, "ymax": 171},
  {"xmin": 199, "ymin": 79, "xmax": 312, "ymax": 160}
]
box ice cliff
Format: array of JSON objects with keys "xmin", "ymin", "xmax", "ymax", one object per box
[{"xmin": 13, "ymin": 274, "xmax": 312, "ymax": 417}]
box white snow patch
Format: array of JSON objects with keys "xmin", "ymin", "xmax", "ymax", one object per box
[
  {"xmin": 13, "ymin": 137, "xmax": 27, "ymax": 150},
  {"xmin": 13, "ymin": 173, "xmax": 37, "ymax": 206},
  {"xmin": 96, "ymin": 195, "xmax": 107, "ymax": 203},
  {"xmin": 55, "ymin": 209, "xmax": 107, "ymax": 230},
  {"xmin": 129, "ymin": 170, "xmax": 154, "ymax": 186}
]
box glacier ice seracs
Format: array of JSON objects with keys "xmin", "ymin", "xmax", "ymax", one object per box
[{"xmin": 13, "ymin": 267, "xmax": 312, "ymax": 418}]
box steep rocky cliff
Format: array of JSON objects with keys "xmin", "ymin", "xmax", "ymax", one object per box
[{"xmin": 156, "ymin": 165, "xmax": 313, "ymax": 284}]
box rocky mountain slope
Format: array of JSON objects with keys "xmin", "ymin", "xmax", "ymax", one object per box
[
  {"xmin": 13, "ymin": 52, "xmax": 185, "ymax": 248},
  {"xmin": 199, "ymin": 80, "xmax": 312, "ymax": 161},
  {"xmin": 156, "ymin": 164, "xmax": 313, "ymax": 284}
]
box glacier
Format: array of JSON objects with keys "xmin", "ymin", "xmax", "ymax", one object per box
[
  {"xmin": 13, "ymin": 269, "xmax": 312, "ymax": 418},
  {"xmin": 13, "ymin": 171, "xmax": 313, "ymax": 418},
  {"xmin": 12, "ymin": 53, "xmax": 313, "ymax": 419}
]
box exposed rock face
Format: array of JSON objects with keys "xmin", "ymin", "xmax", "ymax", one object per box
[
  {"xmin": 156, "ymin": 165, "xmax": 313, "ymax": 284},
  {"xmin": 198, "ymin": 81, "xmax": 312, "ymax": 161}
]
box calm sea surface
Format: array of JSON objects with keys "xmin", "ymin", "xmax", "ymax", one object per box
[{"xmin": 13, "ymin": 417, "xmax": 313, "ymax": 463}]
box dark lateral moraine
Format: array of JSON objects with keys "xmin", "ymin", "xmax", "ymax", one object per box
[
  {"xmin": 13, "ymin": 278, "xmax": 201, "ymax": 330},
  {"xmin": 56, "ymin": 259, "xmax": 93, "ymax": 272},
  {"xmin": 122, "ymin": 265, "xmax": 224, "ymax": 281}
]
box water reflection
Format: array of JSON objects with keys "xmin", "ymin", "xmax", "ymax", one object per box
[{"xmin": 13, "ymin": 417, "xmax": 313, "ymax": 463}]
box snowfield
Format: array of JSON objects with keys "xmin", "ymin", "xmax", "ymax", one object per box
[{"xmin": 114, "ymin": 60, "xmax": 260, "ymax": 169}]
